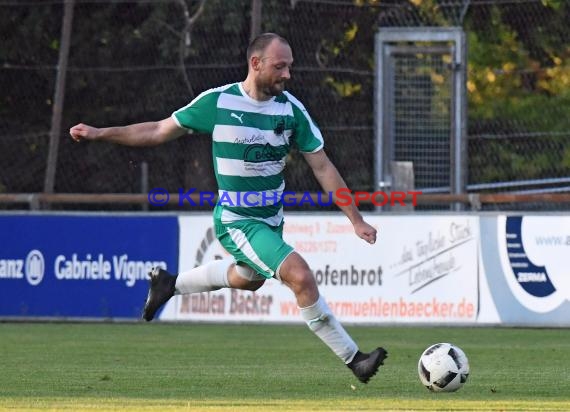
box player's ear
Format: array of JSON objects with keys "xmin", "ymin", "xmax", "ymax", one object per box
[{"xmin": 250, "ymin": 55, "xmax": 262, "ymax": 71}]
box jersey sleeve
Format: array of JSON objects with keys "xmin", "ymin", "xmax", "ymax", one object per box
[
  {"xmin": 286, "ymin": 93, "xmax": 324, "ymax": 153},
  {"xmin": 171, "ymin": 89, "xmax": 220, "ymax": 133}
]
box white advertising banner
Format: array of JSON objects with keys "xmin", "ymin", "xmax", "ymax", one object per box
[
  {"xmin": 159, "ymin": 214, "xmax": 480, "ymax": 324},
  {"xmin": 480, "ymin": 215, "xmax": 570, "ymax": 325}
]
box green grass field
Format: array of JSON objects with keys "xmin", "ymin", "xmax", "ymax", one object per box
[{"xmin": 1, "ymin": 323, "xmax": 569, "ymax": 411}]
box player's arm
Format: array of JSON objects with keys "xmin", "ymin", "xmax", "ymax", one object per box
[
  {"xmin": 303, "ymin": 149, "xmax": 377, "ymax": 244},
  {"xmin": 69, "ymin": 117, "xmax": 186, "ymax": 146}
]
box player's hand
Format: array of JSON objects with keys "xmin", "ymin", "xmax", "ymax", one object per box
[
  {"xmin": 354, "ymin": 220, "xmax": 377, "ymax": 244},
  {"xmin": 69, "ymin": 123, "xmax": 100, "ymax": 142}
]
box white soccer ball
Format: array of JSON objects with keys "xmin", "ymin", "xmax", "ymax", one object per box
[{"xmin": 418, "ymin": 343, "xmax": 470, "ymax": 392}]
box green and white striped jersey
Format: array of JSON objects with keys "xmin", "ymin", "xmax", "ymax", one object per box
[{"xmin": 172, "ymin": 82, "xmax": 324, "ymax": 227}]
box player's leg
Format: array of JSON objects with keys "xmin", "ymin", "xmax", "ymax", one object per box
[
  {"xmin": 143, "ymin": 219, "xmax": 274, "ymax": 321},
  {"xmin": 142, "ymin": 260, "xmax": 229, "ymax": 321},
  {"xmin": 175, "ymin": 259, "xmax": 266, "ymax": 293},
  {"xmin": 143, "ymin": 259, "xmax": 264, "ymax": 321},
  {"xmin": 278, "ymin": 252, "xmax": 387, "ymax": 383},
  {"xmin": 219, "ymin": 220, "xmax": 389, "ymax": 383}
]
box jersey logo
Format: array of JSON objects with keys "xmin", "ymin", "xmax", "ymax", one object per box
[
  {"xmin": 274, "ymin": 119, "xmax": 285, "ymax": 136},
  {"xmin": 231, "ymin": 112, "xmax": 244, "ymax": 124},
  {"xmin": 244, "ymin": 143, "xmax": 287, "ymax": 163}
]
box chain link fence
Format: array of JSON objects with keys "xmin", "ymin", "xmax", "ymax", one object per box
[{"xmin": 1, "ymin": 0, "xmax": 569, "ymax": 210}]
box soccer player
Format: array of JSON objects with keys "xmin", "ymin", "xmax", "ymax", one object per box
[{"xmin": 70, "ymin": 33, "xmax": 387, "ymax": 383}]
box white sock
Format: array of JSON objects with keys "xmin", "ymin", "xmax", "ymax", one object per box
[
  {"xmin": 174, "ymin": 259, "xmax": 232, "ymax": 295},
  {"xmin": 300, "ymin": 295, "xmax": 358, "ymax": 364}
]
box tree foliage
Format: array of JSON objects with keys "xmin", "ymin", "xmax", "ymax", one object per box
[{"xmin": 0, "ymin": 0, "xmax": 568, "ymax": 202}]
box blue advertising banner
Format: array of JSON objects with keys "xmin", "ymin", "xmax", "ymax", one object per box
[{"xmin": 0, "ymin": 214, "xmax": 178, "ymax": 319}]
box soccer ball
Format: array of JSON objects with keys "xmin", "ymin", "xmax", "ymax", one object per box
[{"xmin": 418, "ymin": 343, "xmax": 470, "ymax": 392}]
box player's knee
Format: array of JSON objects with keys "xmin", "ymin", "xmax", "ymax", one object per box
[
  {"xmin": 299, "ymin": 270, "xmax": 317, "ymax": 291},
  {"xmin": 283, "ymin": 268, "xmax": 316, "ymax": 293},
  {"xmin": 229, "ymin": 272, "xmax": 265, "ymax": 290},
  {"xmin": 242, "ymin": 279, "xmax": 265, "ymax": 291},
  {"xmin": 229, "ymin": 264, "xmax": 266, "ymax": 291}
]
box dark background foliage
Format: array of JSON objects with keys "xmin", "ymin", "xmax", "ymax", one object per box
[{"xmin": 1, "ymin": 0, "xmax": 569, "ymax": 210}]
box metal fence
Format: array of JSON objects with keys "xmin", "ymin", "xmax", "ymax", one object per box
[
  {"xmin": 375, "ymin": 27, "xmax": 467, "ymax": 207},
  {"xmin": 1, "ymin": 0, "xmax": 569, "ymax": 211}
]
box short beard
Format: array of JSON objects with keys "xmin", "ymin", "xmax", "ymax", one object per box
[{"xmin": 257, "ymin": 79, "xmax": 285, "ymax": 97}]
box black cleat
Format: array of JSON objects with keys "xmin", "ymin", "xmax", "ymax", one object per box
[
  {"xmin": 142, "ymin": 267, "xmax": 176, "ymax": 322},
  {"xmin": 347, "ymin": 347, "xmax": 388, "ymax": 384}
]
